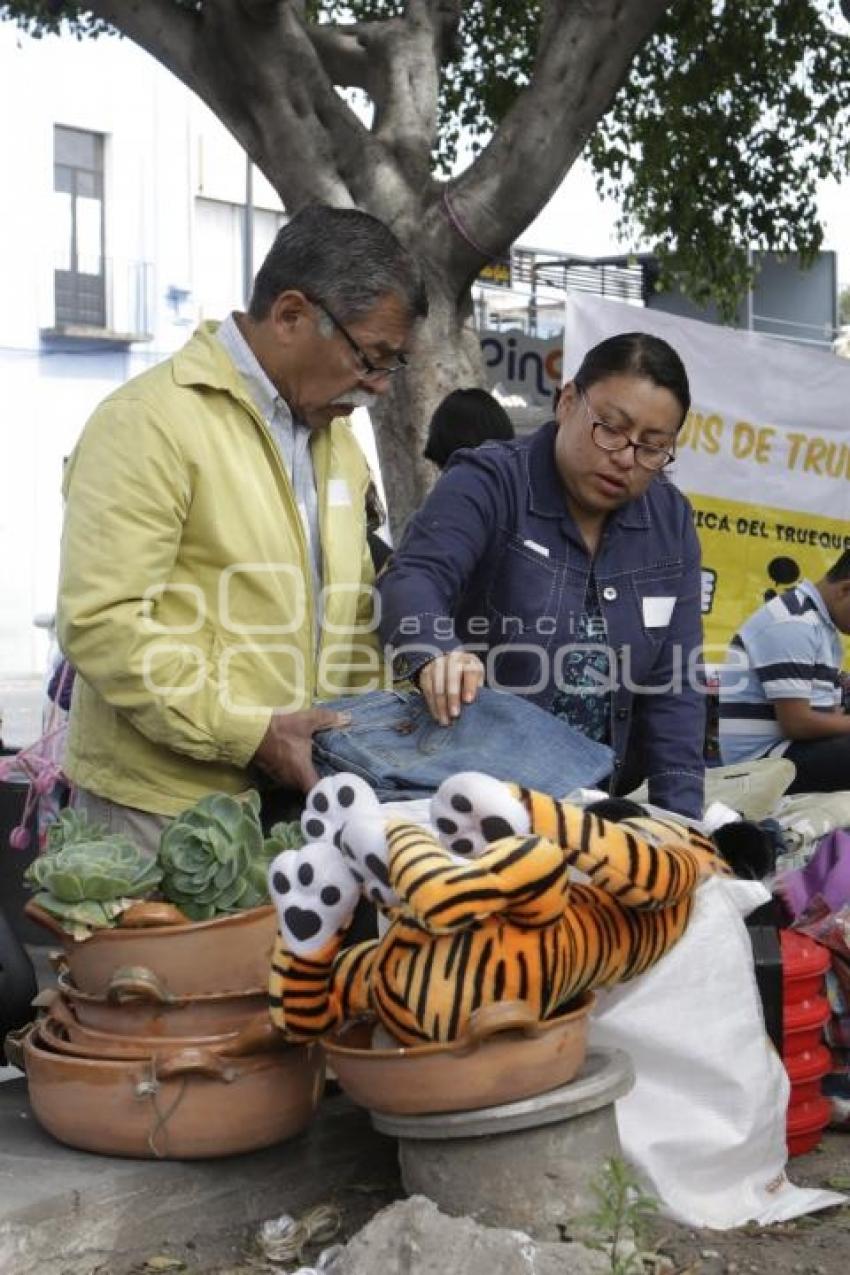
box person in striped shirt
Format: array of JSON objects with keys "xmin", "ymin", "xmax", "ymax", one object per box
[{"xmin": 718, "ymin": 550, "xmax": 850, "ymax": 791}]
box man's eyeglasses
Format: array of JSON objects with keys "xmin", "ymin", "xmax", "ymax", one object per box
[
  {"xmin": 312, "ymin": 298, "xmax": 408, "ymax": 380},
  {"xmin": 578, "ymin": 387, "xmax": 675, "ymax": 472}
]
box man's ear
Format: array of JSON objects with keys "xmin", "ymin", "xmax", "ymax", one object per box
[{"xmin": 268, "ymin": 290, "xmax": 311, "ymax": 341}]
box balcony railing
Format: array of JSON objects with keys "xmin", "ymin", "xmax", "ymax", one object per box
[{"xmin": 42, "ymin": 255, "xmax": 155, "ymax": 344}]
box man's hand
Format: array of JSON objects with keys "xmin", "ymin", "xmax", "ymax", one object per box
[
  {"xmin": 252, "ymin": 707, "xmax": 351, "ymax": 792},
  {"xmin": 418, "ymin": 651, "xmax": 485, "ymax": 726}
]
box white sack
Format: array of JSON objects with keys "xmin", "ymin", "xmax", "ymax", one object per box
[{"xmin": 590, "ymin": 877, "xmax": 844, "ymax": 1228}]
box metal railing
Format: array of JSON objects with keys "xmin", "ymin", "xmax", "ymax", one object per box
[{"xmin": 47, "ymin": 255, "xmax": 154, "ymax": 340}]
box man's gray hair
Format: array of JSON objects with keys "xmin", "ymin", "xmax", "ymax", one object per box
[{"xmin": 249, "ymin": 204, "xmax": 428, "ymax": 324}]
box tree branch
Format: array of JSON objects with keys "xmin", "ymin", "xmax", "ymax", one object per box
[
  {"xmin": 237, "ymin": 0, "xmax": 286, "ymax": 17},
  {"xmin": 367, "ymin": 0, "xmax": 444, "ymax": 189},
  {"xmin": 81, "ymin": 2, "xmax": 415, "ymax": 220},
  {"xmin": 427, "ymin": 0, "xmax": 675, "ymax": 284},
  {"xmin": 307, "ymin": 20, "xmax": 382, "ymax": 94},
  {"xmin": 84, "ymin": 0, "xmax": 200, "ymax": 91}
]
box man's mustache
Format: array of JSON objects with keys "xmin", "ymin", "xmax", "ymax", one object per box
[{"xmin": 329, "ymin": 388, "xmax": 377, "ymax": 409}]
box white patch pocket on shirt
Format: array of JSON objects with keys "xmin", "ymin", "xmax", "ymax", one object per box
[
  {"xmin": 642, "ymin": 595, "xmax": 676, "ymax": 628},
  {"xmin": 328, "ymin": 479, "xmax": 352, "ymax": 507}
]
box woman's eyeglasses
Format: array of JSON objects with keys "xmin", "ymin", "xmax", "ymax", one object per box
[
  {"xmin": 312, "ymin": 298, "xmax": 408, "ymax": 380},
  {"xmin": 578, "ymin": 388, "xmax": 675, "ymax": 471}
]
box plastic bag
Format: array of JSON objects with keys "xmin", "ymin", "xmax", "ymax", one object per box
[
  {"xmin": 590, "ymin": 877, "xmax": 845, "ymax": 1229},
  {"xmin": 0, "ymin": 662, "xmax": 71, "ymax": 852}
]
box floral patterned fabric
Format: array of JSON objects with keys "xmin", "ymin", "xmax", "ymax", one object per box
[{"xmin": 550, "ymin": 572, "xmax": 611, "ymax": 745}]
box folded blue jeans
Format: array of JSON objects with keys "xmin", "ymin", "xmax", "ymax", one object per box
[{"xmin": 313, "ymin": 688, "xmax": 614, "ymax": 801}]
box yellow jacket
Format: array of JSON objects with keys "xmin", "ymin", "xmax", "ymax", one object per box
[{"xmin": 58, "ymin": 323, "xmax": 381, "ymax": 816}]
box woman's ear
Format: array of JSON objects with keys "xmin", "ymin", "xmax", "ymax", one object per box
[{"xmin": 556, "ymin": 381, "xmax": 578, "ymax": 422}]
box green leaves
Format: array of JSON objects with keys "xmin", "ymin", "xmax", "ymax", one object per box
[
  {"xmin": 25, "ymin": 793, "xmax": 305, "ymax": 933},
  {"xmin": 588, "ymin": 0, "xmax": 850, "ymax": 320},
  {"xmin": 25, "ymin": 832, "xmax": 163, "ymax": 937},
  {"xmin": 157, "ymin": 791, "xmax": 299, "ymax": 921}
]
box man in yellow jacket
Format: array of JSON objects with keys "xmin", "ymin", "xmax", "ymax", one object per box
[{"xmin": 57, "ymin": 205, "xmax": 428, "ymax": 849}]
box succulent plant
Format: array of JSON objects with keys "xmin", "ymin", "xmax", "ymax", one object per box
[
  {"xmin": 158, "ymin": 790, "xmax": 277, "ymax": 921},
  {"xmin": 25, "ymin": 836, "xmax": 162, "ymax": 938},
  {"xmin": 264, "ymin": 819, "xmax": 306, "ymax": 855},
  {"xmin": 45, "ymin": 807, "xmax": 110, "ymax": 852}
]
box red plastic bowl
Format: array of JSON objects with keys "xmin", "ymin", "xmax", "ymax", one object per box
[
  {"xmin": 786, "ymin": 1095, "xmax": 831, "ymax": 1157},
  {"xmin": 781, "ymin": 931, "xmax": 830, "ymax": 1005},
  {"xmin": 785, "ymin": 1044, "xmax": 831, "ymax": 1108},
  {"xmin": 783, "ymin": 996, "xmax": 831, "ymax": 1056}
]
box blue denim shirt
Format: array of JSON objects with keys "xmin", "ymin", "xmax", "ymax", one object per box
[{"xmin": 377, "ymin": 421, "xmax": 705, "ymax": 818}]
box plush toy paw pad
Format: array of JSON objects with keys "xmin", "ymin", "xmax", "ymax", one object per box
[
  {"xmin": 338, "ymin": 814, "xmax": 400, "ymax": 911},
  {"xmin": 301, "ymin": 772, "xmax": 380, "ymax": 845},
  {"xmin": 268, "ymin": 840, "xmax": 359, "ymax": 955},
  {"xmin": 430, "ymin": 771, "xmax": 530, "ymax": 857}
]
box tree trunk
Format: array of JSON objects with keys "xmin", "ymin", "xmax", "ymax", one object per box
[{"xmin": 371, "ymin": 278, "xmax": 485, "ymax": 537}]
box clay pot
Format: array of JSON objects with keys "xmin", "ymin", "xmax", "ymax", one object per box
[
  {"xmin": 38, "ymin": 995, "xmax": 285, "ymax": 1062},
  {"xmin": 21, "ymin": 1022, "xmax": 324, "ymax": 1159},
  {"xmin": 56, "ymin": 967, "xmax": 269, "ymax": 1037},
  {"xmin": 24, "ymin": 899, "xmax": 278, "ymax": 997},
  {"xmin": 323, "ymin": 994, "xmax": 593, "ymax": 1116}
]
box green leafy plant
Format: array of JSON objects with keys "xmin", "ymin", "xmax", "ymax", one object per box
[
  {"xmin": 26, "ymin": 794, "xmax": 307, "ymax": 934},
  {"xmin": 264, "ymin": 819, "xmax": 307, "ymax": 855},
  {"xmin": 25, "ymin": 835, "xmax": 163, "ymax": 940},
  {"xmin": 576, "ymin": 1157, "xmax": 661, "ymax": 1275},
  {"xmin": 44, "ymin": 806, "xmax": 110, "ymax": 852},
  {"xmin": 158, "ymin": 790, "xmax": 291, "ymax": 921}
]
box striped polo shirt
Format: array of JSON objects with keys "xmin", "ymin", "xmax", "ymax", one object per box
[{"xmin": 718, "ymin": 580, "xmax": 843, "ymax": 764}]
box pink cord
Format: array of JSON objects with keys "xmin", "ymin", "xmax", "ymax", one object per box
[{"xmin": 1, "ymin": 660, "xmax": 71, "ymax": 852}]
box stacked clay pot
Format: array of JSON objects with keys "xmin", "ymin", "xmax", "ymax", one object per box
[
  {"xmin": 16, "ymin": 900, "xmax": 323, "ymax": 1158},
  {"xmin": 780, "ymin": 930, "xmax": 832, "ymax": 1157}
]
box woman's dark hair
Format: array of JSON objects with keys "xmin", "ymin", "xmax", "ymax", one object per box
[
  {"xmin": 423, "ymin": 388, "xmax": 515, "ymax": 468},
  {"xmin": 826, "ymin": 549, "xmax": 850, "ymax": 583},
  {"xmin": 572, "ymin": 332, "xmax": 691, "ymax": 424}
]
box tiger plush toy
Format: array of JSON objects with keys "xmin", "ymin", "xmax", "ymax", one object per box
[{"xmin": 267, "ymin": 772, "xmax": 730, "ymax": 1047}]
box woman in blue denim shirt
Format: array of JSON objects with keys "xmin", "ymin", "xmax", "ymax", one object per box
[{"xmin": 377, "ymin": 333, "xmax": 706, "ymax": 818}]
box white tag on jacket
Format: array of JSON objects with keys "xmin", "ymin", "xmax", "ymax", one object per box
[
  {"xmin": 523, "ymin": 539, "xmax": 550, "ymax": 558},
  {"xmin": 328, "ymin": 479, "xmax": 352, "ymax": 507},
  {"xmin": 643, "ymin": 595, "xmax": 676, "ymax": 627}
]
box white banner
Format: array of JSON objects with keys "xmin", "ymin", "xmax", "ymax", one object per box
[{"xmin": 564, "ymin": 294, "xmax": 850, "ymax": 650}]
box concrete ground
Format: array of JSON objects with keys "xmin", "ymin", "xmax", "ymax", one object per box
[
  {"xmin": 2, "ymin": 947, "xmax": 849, "ymax": 1274},
  {"xmin": 0, "ymin": 1077, "xmax": 403, "ymax": 1275},
  {"xmin": 2, "ymin": 1043, "xmax": 849, "ymax": 1275}
]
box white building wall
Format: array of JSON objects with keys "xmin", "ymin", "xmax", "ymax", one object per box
[{"xmin": 0, "ymin": 20, "xmax": 285, "ymax": 701}]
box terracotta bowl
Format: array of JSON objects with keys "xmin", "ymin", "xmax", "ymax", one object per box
[
  {"xmin": 24, "ymin": 899, "xmax": 279, "ymax": 997},
  {"xmin": 21, "ymin": 1022, "xmax": 324, "ymax": 1159},
  {"xmin": 56, "ymin": 967, "xmax": 269, "ymax": 1037},
  {"xmin": 38, "ymin": 994, "xmax": 285, "ymax": 1062},
  {"xmin": 322, "ymin": 995, "xmax": 593, "ymax": 1116}
]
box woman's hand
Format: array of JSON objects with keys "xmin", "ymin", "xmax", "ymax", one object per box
[{"xmin": 418, "ymin": 651, "xmax": 485, "ymax": 726}]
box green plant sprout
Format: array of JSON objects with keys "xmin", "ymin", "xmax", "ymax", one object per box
[{"xmin": 578, "ymin": 1157, "xmax": 661, "ymax": 1275}]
